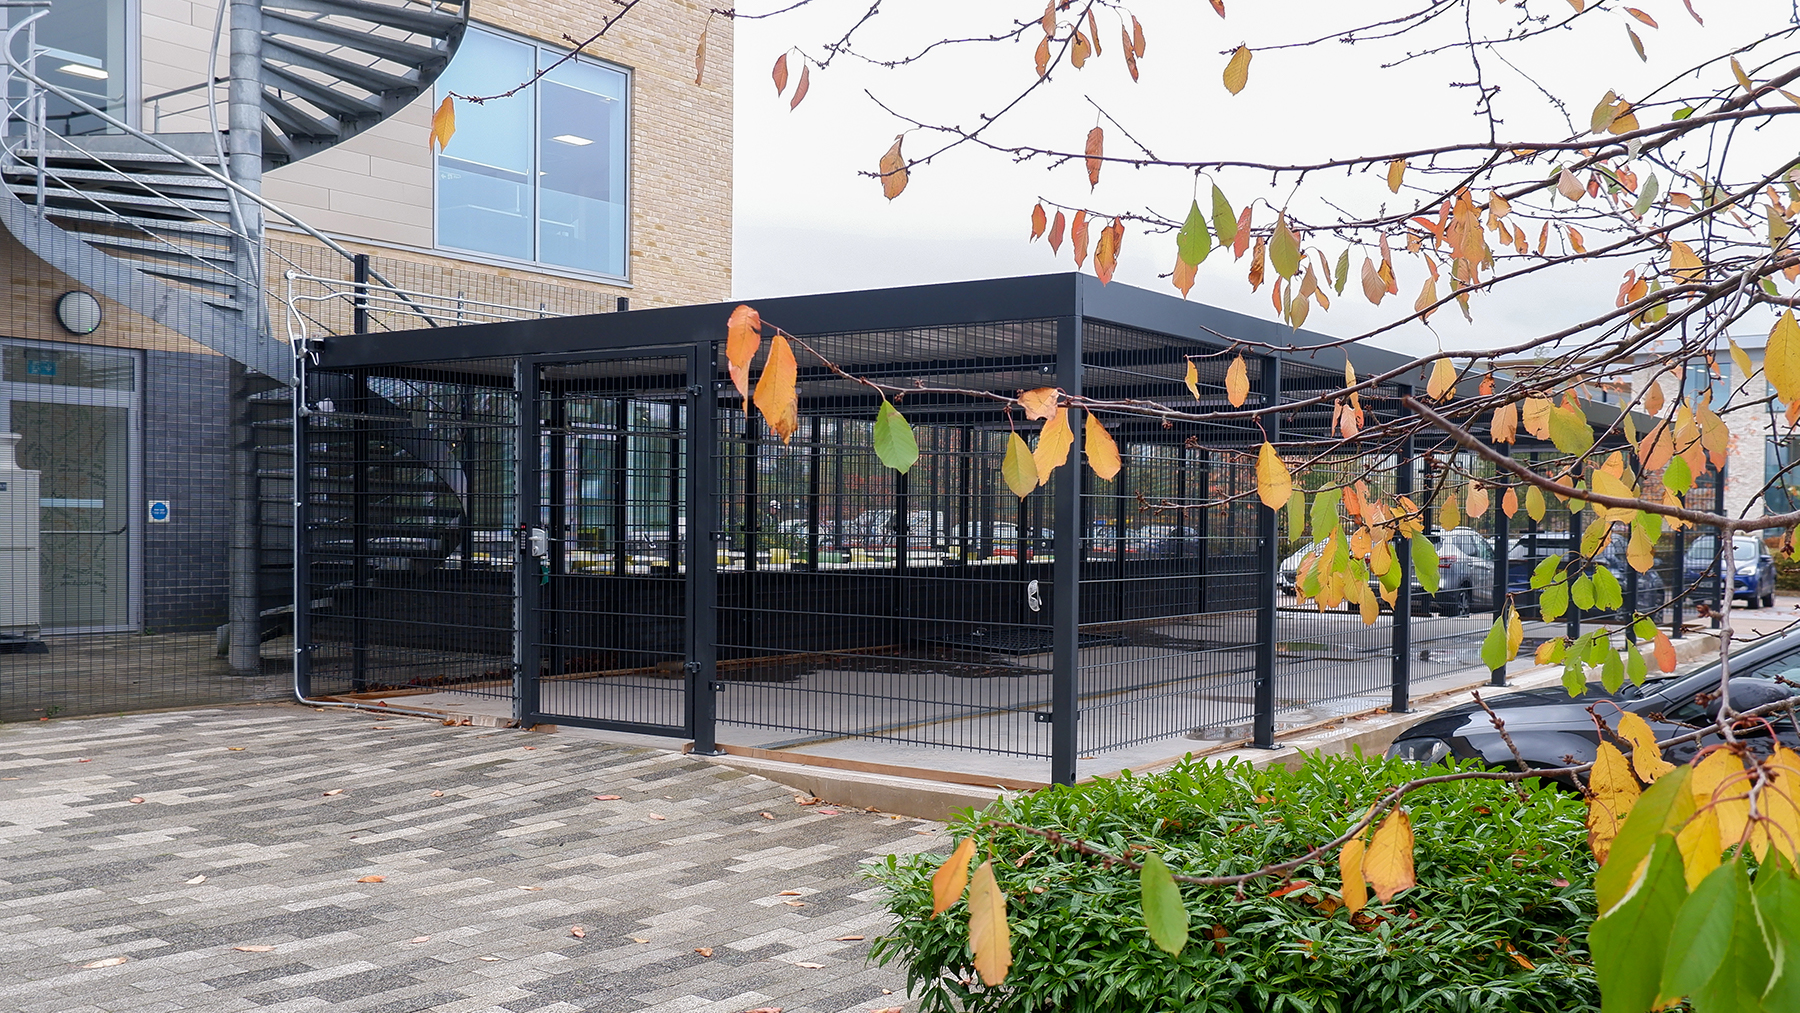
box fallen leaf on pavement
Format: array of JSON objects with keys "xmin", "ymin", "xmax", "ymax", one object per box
[
  {"xmin": 795, "ymin": 795, "xmax": 819, "ymax": 805},
  {"xmin": 836, "ymin": 935, "xmax": 865, "ymax": 941},
  {"xmin": 82, "ymin": 956, "xmax": 129, "ymax": 968},
  {"xmin": 694, "ymin": 947, "xmax": 714, "ymax": 957},
  {"xmin": 129, "ymin": 797, "xmax": 145, "ymax": 804},
  {"xmin": 778, "ymin": 890, "xmax": 803, "ymax": 896},
  {"xmin": 647, "ymin": 814, "xmax": 667, "ymax": 821},
  {"xmin": 741, "ymin": 1008, "xmax": 783, "ymax": 1013},
  {"xmin": 870, "ymin": 1007, "xmax": 903, "ymax": 1013},
  {"xmin": 523, "ymin": 746, "xmax": 536, "ymax": 751},
  {"xmin": 227, "ymin": 747, "xmax": 245, "ymax": 751},
  {"xmin": 322, "ymin": 789, "xmax": 344, "ymax": 796},
  {"xmin": 816, "ymin": 809, "xmax": 840, "ymax": 815},
  {"xmin": 630, "ymin": 937, "xmax": 649, "ymax": 943},
  {"xmin": 795, "ymin": 961, "xmax": 825, "ymax": 968},
  {"xmin": 185, "ymin": 875, "xmax": 206, "ymax": 884},
  {"xmin": 760, "ymin": 812, "xmax": 775, "ymax": 819},
  {"xmin": 783, "ymin": 901, "xmax": 807, "ymax": 907},
  {"xmin": 409, "ymin": 936, "xmax": 430, "ymax": 943},
  {"xmin": 593, "ymin": 795, "xmax": 622, "ymax": 801},
  {"xmin": 78, "ymin": 758, "xmax": 91, "ymax": 763},
  {"xmin": 518, "ymin": 886, "xmax": 542, "ymax": 891},
  {"xmin": 430, "ymin": 791, "xmax": 444, "ymax": 797},
  {"xmin": 370, "ymin": 727, "xmax": 392, "ymax": 731},
  {"xmin": 232, "ymin": 945, "xmax": 275, "ymax": 953},
  {"xmin": 571, "ymin": 926, "xmax": 586, "ymax": 938},
  {"xmin": 479, "ymin": 955, "xmax": 500, "ymax": 961},
  {"xmin": 356, "ymin": 875, "xmax": 385, "ymax": 883}
]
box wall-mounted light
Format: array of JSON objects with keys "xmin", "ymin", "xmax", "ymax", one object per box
[
  {"xmin": 550, "ymin": 133, "xmax": 593, "ymax": 146},
  {"xmin": 54, "ymin": 290, "xmax": 102, "ymax": 335}
]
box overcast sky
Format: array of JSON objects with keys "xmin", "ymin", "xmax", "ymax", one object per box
[{"xmin": 729, "ymin": 0, "xmax": 1791, "ymax": 355}]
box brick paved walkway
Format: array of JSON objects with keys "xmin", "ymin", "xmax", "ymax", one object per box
[{"xmin": 0, "ymin": 706, "xmax": 943, "ymax": 1013}]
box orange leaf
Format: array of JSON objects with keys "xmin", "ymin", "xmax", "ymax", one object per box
[
  {"xmin": 753, "ymin": 333, "xmax": 800, "ymax": 443},
  {"xmin": 1018, "ymin": 387, "xmax": 1059, "ymax": 421},
  {"xmin": 1491, "ymin": 402, "xmax": 1518, "ymax": 443},
  {"xmin": 429, "ymin": 96, "xmax": 456, "ymax": 152},
  {"xmin": 1625, "ymin": 6, "xmax": 1657, "ymax": 27},
  {"xmin": 1071, "ymin": 29, "xmax": 1091, "ymax": 68},
  {"xmin": 772, "ymin": 52, "xmax": 789, "ymax": 93},
  {"xmin": 879, "ymin": 136, "xmax": 908, "ymax": 201},
  {"xmin": 1085, "ymin": 412, "xmax": 1122, "ymax": 481},
  {"xmin": 1652, "ymin": 632, "xmax": 1677, "ymax": 672},
  {"xmin": 727, "ymin": 305, "xmax": 763, "ymax": 401},
  {"xmin": 1567, "ymin": 225, "xmax": 1587, "ymax": 254},
  {"xmin": 1210, "ymin": 0, "xmax": 1225, "ymax": 16},
  {"xmin": 1172, "ymin": 254, "xmax": 1197, "ymax": 298},
  {"xmin": 357, "ymin": 875, "xmax": 386, "ymax": 883},
  {"xmin": 1248, "ymin": 235, "xmax": 1266, "ymax": 290},
  {"xmin": 1131, "ymin": 16, "xmax": 1146, "ymax": 57},
  {"xmin": 931, "ymin": 838, "xmax": 976, "ymax": 915},
  {"xmin": 1360, "ymin": 257, "xmax": 1386, "ymax": 305},
  {"xmin": 1094, "ymin": 217, "xmax": 1123, "ymax": 284},
  {"xmin": 1035, "ymin": 36, "xmax": 1051, "ymax": 77},
  {"xmin": 1222, "ymin": 45, "xmax": 1251, "ymax": 94},
  {"xmin": 1048, "ymin": 210, "xmax": 1067, "ymax": 254},
  {"xmin": 1030, "ymin": 203, "xmax": 1047, "ymax": 241},
  {"xmin": 1121, "ymin": 27, "xmax": 1138, "ymax": 81},
  {"xmin": 1072, "ymin": 210, "xmax": 1090, "ymax": 268},
  {"xmin": 1225, "ymin": 355, "xmax": 1250, "ymax": 407},
  {"xmin": 1501, "ymin": 488, "xmax": 1519, "ymax": 517},
  {"xmin": 790, "ymin": 63, "xmax": 810, "ymax": 110},
  {"xmin": 1233, "ymin": 206, "xmax": 1252, "ymax": 258},
  {"xmin": 1087, "ymin": 8, "xmax": 1103, "ymax": 55},
  {"xmin": 1041, "ymin": 0, "xmax": 1056, "ymax": 35},
  {"xmin": 1086, "ymin": 127, "xmax": 1104, "ymax": 189}
]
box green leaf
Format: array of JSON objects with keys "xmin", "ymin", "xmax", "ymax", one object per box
[
  {"xmin": 1634, "ymin": 617, "xmax": 1658, "ymax": 640},
  {"xmin": 1540, "ymin": 581, "xmax": 1570, "ymax": 622},
  {"xmin": 1480, "ymin": 616, "xmax": 1509, "ymax": 671},
  {"xmin": 874, "ymin": 400, "xmax": 920, "ymax": 474},
  {"xmin": 1602, "ymin": 646, "xmax": 1625, "ymax": 694},
  {"xmin": 1581, "ymin": 518, "xmax": 1613, "ymax": 557},
  {"xmin": 1766, "ymin": 278, "xmax": 1783, "ymax": 298},
  {"xmin": 1564, "ymin": 651, "xmax": 1587, "ymax": 696},
  {"xmin": 1659, "ymin": 860, "xmax": 1748, "ymax": 1004},
  {"xmin": 1671, "ymin": 858, "xmax": 1775, "ymax": 1013},
  {"xmin": 1754, "ymin": 859, "xmax": 1800, "ymax": 1011},
  {"xmin": 1177, "ymin": 200, "xmax": 1213, "ymax": 266},
  {"xmin": 1211, "ymin": 186, "xmax": 1237, "ymax": 247},
  {"xmin": 1412, "ymin": 535, "xmax": 1440, "ymax": 594},
  {"xmin": 1531, "ymin": 553, "xmax": 1562, "ymax": 590},
  {"xmin": 1625, "ymin": 641, "xmax": 1649, "ymax": 686},
  {"xmin": 1270, "ymin": 216, "xmax": 1301, "ymax": 278},
  {"xmin": 1286, "ymin": 489, "xmax": 1306, "ymax": 539},
  {"xmin": 1311, "ymin": 489, "xmax": 1342, "ymax": 542},
  {"xmin": 1592, "ymin": 835, "xmax": 1688, "ymax": 1013},
  {"xmin": 1586, "ymin": 631, "xmax": 1611, "ymax": 665},
  {"xmin": 1378, "ymin": 555, "xmax": 1402, "ymax": 591},
  {"xmin": 1593, "ymin": 565, "xmax": 1624, "ymax": 610},
  {"xmin": 1672, "ymin": 106, "xmax": 1694, "ymax": 120},
  {"xmin": 1333, "ymin": 249, "xmax": 1350, "ymax": 294},
  {"xmin": 1139, "ymin": 852, "xmax": 1189, "ymax": 956},
  {"xmin": 1572, "ymin": 574, "xmax": 1597, "ymax": 611},
  {"xmin": 1597, "ymin": 766, "xmax": 1695, "ymax": 915},
  {"xmin": 1633, "ymin": 172, "xmax": 1661, "ymax": 217},
  {"xmin": 1550, "ymin": 404, "xmax": 1596, "ymax": 455},
  {"xmin": 1665, "ymin": 455, "xmax": 1693, "ymax": 495}
]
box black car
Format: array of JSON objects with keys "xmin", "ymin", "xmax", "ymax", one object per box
[{"xmin": 1386, "ymin": 626, "xmax": 1800, "ymax": 779}]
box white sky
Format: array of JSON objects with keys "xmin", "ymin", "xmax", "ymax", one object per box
[{"xmin": 730, "ymin": 0, "xmax": 1794, "ymax": 355}]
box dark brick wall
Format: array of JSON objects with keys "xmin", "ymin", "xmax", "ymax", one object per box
[{"xmin": 143, "ymin": 351, "xmax": 232, "ymax": 632}]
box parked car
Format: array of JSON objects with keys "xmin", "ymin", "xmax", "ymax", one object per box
[
  {"xmin": 1386, "ymin": 624, "xmax": 1800, "ymax": 777},
  {"xmin": 1684, "ymin": 535, "xmax": 1778, "ymax": 608},
  {"xmin": 947, "ymin": 521, "xmax": 1053, "ymax": 560},
  {"xmin": 1279, "ymin": 527, "xmax": 1492, "ymax": 616},
  {"xmin": 1507, "ymin": 535, "xmax": 1668, "ymax": 620}
]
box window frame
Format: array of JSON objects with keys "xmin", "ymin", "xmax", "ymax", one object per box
[{"xmin": 431, "ymin": 23, "xmax": 633, "ymax": 283}]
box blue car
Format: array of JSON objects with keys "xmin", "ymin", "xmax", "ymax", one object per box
[{"xmin": 1685, "ymin": 536, "xmax": 1779, "ymax": 609}]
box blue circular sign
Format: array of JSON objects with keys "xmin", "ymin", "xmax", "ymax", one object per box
[{"xmin": 149, "ymin": 501, "xmax": 169, "ymax": 521}]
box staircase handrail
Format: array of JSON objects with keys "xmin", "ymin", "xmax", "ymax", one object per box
[{"xmin": 1, "ymin": 6, "xmax": 444, "ymax": 338}]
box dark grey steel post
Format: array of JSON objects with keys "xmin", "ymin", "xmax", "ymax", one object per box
[
  {"xmin": 1672, "ymin": 526, "xmax": 1686, "ymax": 633},
  {"xmin": 514, "ymin": 360, "xmax": 541, "ymax": 725},
  {"xmin": 806, "ymin": 416, "xmax": 821, "ymax": 570},
  {"xmin": 349, "ymin": 373, "xmax": 369, "ymax": 691},
  {"xmin": 687, "ymin": 346, "xmax": 721, "ymax": 754},
  {"xmin": 1051, "ymin": 315, "xmax": 1084, "ymax": 785},
  {"xmin": 1490, "ymin": 479, "xmax": 1510, "ymax": 687},
  {"xmin": 1392, "ymin": 422, "xmax": 1415, "ymax": 714},
  {"xmin": 1712, "ymin": 461, "xmax": 1727, "ymax": 626},
  {"xmin": 352, "ymin": 254, "xmax": 370, "ymax": 335},
  {"xmin": 292, "ymin": 362, "xmax": 312, "ymax": 698},
  {"xmin": 1252, "ymin": 355, "xmax": 1282, "ymax": 748}
]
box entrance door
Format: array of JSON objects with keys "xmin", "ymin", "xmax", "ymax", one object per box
[
  {"xmin": 524, "ymin": 351, "xmax": 696, "ymax": 735},
  {"xmin": 0, "ymin": 343, "xmax": 139, "ymax": 633}
]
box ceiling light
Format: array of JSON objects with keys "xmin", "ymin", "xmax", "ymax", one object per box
[
  {"xmin": 57, "ymin": 62, "xmax": 108, "ymax": 81},
  {"xmin": 550, "ymin": 134, "xmax": 593, "ymax": 146}
]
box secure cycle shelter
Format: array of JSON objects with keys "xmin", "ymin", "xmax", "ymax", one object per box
[{"xmin": 292, "ymin": 273, "xmax": 1673, "ymax": 785}]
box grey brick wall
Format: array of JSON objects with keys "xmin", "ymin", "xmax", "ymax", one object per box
[{"xmin": 143, "ymin": 350, "xmax": 231, "ymax": 632}]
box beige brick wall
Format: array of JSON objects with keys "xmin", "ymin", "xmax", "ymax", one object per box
[{"xmin": 0, "ymin": 227, "xmax": 218, "ymax": 357}]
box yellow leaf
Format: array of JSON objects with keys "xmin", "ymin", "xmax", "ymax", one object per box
[
  {"xmin": 1223, "ymin": 46, "xmax": 1252, "ymax": 95},
  {"xmin": 1440, "ymin": 492, "xmax": 1460, "ymax": 529},
  {"xmin": 1525, "ymin": 485, "xmax": 1546, "ymax": 522},
  {"xmin": 1764, "ymin": 747, "xmax": 1800, "ymax": 860},
  {"xmin": 1085, "ymin": 413, "xmax": 1122, "ymax": 481},
  {"xmin": 1415, "ymin": 275, "xmax": 1439, "ymax": 321},
  {"xmin": 1256, "ymin": 441, "xmax": 1291, "ymax": 510},
  {"xmin": 1669, "ymin": 240, "xmax": 1704, "ymax": 283},
  {"xmin": 1426, "ymin": 358, "xmax": 1457, "ymax": 401},
  {"xmin": 1033, "ymin": 408, "xmax": 1073, "ymax": 486},
  {"xmin": 1522, "ymin": 397, "xmax": 1552, "ymax": 439},
  {"xmin": 1767, "ymin": 311, "xmax": 1800, "ymax": 403},
  {"xmin": 880, "ymin": 136, "xmax": 908, "ymax": 201},
  {"xmin": 1339, "ymin": 837, "xmax": 1367, "ymax": 914},
  {"xmin": 1018, "ymin": 387, "xmax": 1059, "ymax": 421},
  {"xmin": 1386, "ymin": 158, "xmax": 1407, "ymax": 194},
  {"xmin": 1731, "ymin": 56, "xmax": 1754, "ymax": 93},
  {"xmin": 726, "ymin": 305, "xmax": 763, "ymax": 401},
  {"xmin": 1184, "ymin": 359, "xmax": 1200, "ymax": 400},
  {"xmin": 752, "ymin": 334, "xmax": 799, "ymax": 443},
  {"xmin": 967, "ymin": 860, "xmax": 1012, "ymax": 985},
  {"xmin": 1225, "ymin": 355, "xmax": 1250, "ymax": 407},
  {"xmin": 1506, "ymin": 605, "xmax": 1524, "ymax": 657},
  {"xmin": 1587, "ymin": 469, "xmax": 1638, "ymax": 523},
  {"xmin": 1628, "ymin": 524, "xmax": 1655, "ymax": 573},
  {"xmin": 1586, "ymin": 742, "xmax": 1642, "ymax": 862},
  {"xmin": 429, "ymin": 96, "xmax": 456, "ymax": 152},
  {"xmin": 1617, "ymin": 713, "xmax": 1676, "ymax": 782},
  {"xmin": 1535, "ymin": 638, "xmax": 1562, "ymax": 664},
  {"xmin": 1491, "ymin": 403, "xmax": 1519, "ymax": 444},
  {"xmin": 1729, "ymin": 339, "xmax": 1754, "ymax": 385},
  {"xmin": 932, "ymin": 838, "xmax": 976, "ymax": 915},
  {"xmin": 1691, "ymin": 749, "xmax": 1750, "ymax": 853},
  {"xmin": 1677, "ymin": 805, "xmax": 1721, "ymax": 888},
  {"xmin": 1364, "ymin": 809, "xmax": 1415, "ymax": 904},
  {"xmin": 1001, "ymin": 433, "xmax": 1038, "ymax": 499}
]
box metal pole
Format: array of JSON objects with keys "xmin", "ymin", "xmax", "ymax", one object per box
[
  {"xmin": 225, "ymin": 0, "xmax": 266, "ymax": 674},
  {"xmin": 352, "ymin": 254, "xmax": 370, "ymax": 335},
  {"xmin": 349, "ymin": 374, "xmax": 369, "ymax": 691},
  {"xmin": 292, "ymin": 358, "xmax": 311, "ymax": 697},
  {"xmin": 1253, "ymin": 355, "xmax": 1283, "ymax": 747},
  {"xmin": 514, "ymin": 360, "xmax": 541, "ymax": 725},
  {"xmin": 1713, "ymin": 460, "xmax": 1727, "ymax": 626},
  {"xmin": 1391, "ymin": 419, "xmax": 1415, "ymax": 714},
  {"xmin": 1050, "ymin": 315, "xmax": 1084, "ymax": 785},
  {"xmin": 687, "ymin": 346, "xmax": 721, "ymax": 754},
  {"xmin": 1490, "ymin": 475, "xmax": 1509, "ymax": 687}
]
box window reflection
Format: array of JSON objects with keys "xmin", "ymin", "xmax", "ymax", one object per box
[
  {"xmin": 14, "ymin": 0, "xmax": 129, "ymax": 135},
  {"xmin": 434, "ymin": 30, "xmax": 535, "ymax": 262}
]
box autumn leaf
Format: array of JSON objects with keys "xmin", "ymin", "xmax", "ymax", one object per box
[
  {"xmin": 1072, "ymin": 210, "xmax": 1091, "ymax": 268},
  {"xmin": 1767, "ymin": 311, "xmax": 1800, "ymax": 403},
  {"xmin": 1094, "ymin": 217, "xmax": 1123, "ymax": 284},
  {"xmin": 1586, "ymin": 742, "xmax": 1642, "ymax": 862},
  {"xmin": 1172, "ymin": 254, "xmax": 1198, "ymax": 298},
  {"xmin": 1491, "ymin": 402, "xmax": 1518, "ymax": 443},
  {"xmin": 1617, "ymin": 712, "xmax": 1676, "ymax": 782},
  {"xmin": 1034, "ymin": 35, "xmax": 1051, "ymax": 77},
  {"xmin": 1466, "ymin": 484, "xmax": 1490, "ymax": 518},
  {"xmin": 1030, "ymin": 203, "xmax": 1047, "ymax": 241},
  {"xmin": 1339, "ymin": 836, "xmax": 1368, "ymax": 914},
  {"xmin": 1048, "ymin": 210, "xmax": 1066, "ymax": 253},
  {"xmin": 1692, "ymin": 748, "xmax": 1751, "ymax": 852},
  {"xmin": 1652, "ymin": 632, "xmax": 1677, "ymax": 672},
  {"xmin": 727, "ymin": 305, "xmax": 763, "ymax": 400},
  {"xmin": 932, "ymin": 838, "xmax": 976, "ymax": 915},
  {"xmin": 753, "ymin": 333, "xmax": 800, "ymax": 444},
  {"xmin": 1386, "ymin": 158, "xmax": 1406, "ymax": 194},
  {"xmin": 1034, "ymin": 408, "xmax": 1074, "ymax": 484},
  {"xmin": 357, "ymin": 875, "xmax": 386, "ymax": 883},
  {"xmin": 1225, "ymin": 355, "xmax": 1250, "ymax": 407},
  {"xmin": 1121, "ymin": 27, "xmax": 1139, "ymax": 80},
  {"xmin": 1131, "ymin": 15, "xmax": 1146, "ymax": 56},
  {"xmin": 1071, "ymin": 29, "xmax": 1091, "ymax": 68},
  {"xmin": 694, "ymin": 26, "xmax": 709, "ymax": 85},
  {"xmin": 873, "ymin": 400, "xmax": 918, "ymax": 473},
  {"xmin": 1018, "ymin": 387, "xmax": 1059, "ymax": 420},
  {"xmin": 429, "ymin": 96, "xmax": 456, "ymax": 152},
  {"xmin": 772, "ymin": 52, "xmax": 789, "ymax": 93},
  {"xmin": 1183, "ymin": 359, "xmax": 1200, "ymax": 399},
  {"xmin": 1426, "ymin": 357, "xmax": 1456, "ymax": 400},
  {"xmin": 1270, "ymin": 216, "xmax": 1300, "ymax": 278},
  {"xmin": 1248, "ymin": 235, "xmax": 1266, "ymax": 290},
  {"xmin": 790, "ymin": 63, "xmax": 810, "ymax": 110},
  {"xmin": 1233, "ymin": 206, "xmax": 1253, "ymax": 259},
  {"xmin": 1256, "ymin": 441, "xmax": 1291, "ymax": 510},
  {"xmin": 1360, "ymin": 257, "xmax": 1386, "ymax": 305},
  {"xmin": 967, "ymin": 861, "xmax": 1011, "ymax": 985},
  {"xmin": 1222, "ymin": 45, "xmax": 1251, "ymax": 94},
  {"xmin": 879, "ymin": 136, "xmax": 908, "ymax": 201},
  {"xmin": 1002, "ymin": 432, "xmax": 1038, "ymax": 499},
  {"xmin": 1086, "ymin": 413, "xmax": 1122, "ymax": 481},
  {"xmin": 1085, "ymin": 127, "xmax": 1104, "ymax": 189},
  {"xmin": 1212, "ymin": 187, "xmax": 1237, "ymax": 248},
  {"xmin": 1557, "ymin": 167, "xmax": 1584, "ymax": 202},
  {"xmin": 1364, "ymin": 809, "xmax": 1415, "ymax": 904}
]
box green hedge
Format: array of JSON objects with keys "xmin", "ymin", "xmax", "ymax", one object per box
[{"xmin": 870, "ymin": 753, "xmax": 1598, "ymax": 1013}]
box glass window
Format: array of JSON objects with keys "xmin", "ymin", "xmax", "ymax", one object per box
[
  {"xmin": 24, "ymin": 0, "xmax": 130, "ymax": 135},
  {"xmin": 435, "ymin": 28, "xmax": 629, "ymax": 278},
  {"xmin": 3, "ymin": 345, "xmax": 135, "ymax": 390},
  {"xmin": 1685, "ymin": 358, "xmax": 1728, "ymax": 407}
]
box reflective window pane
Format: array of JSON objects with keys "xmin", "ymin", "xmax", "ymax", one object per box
[
  {"xmin": 538, "ymin": 59, "xmax": 627, "ymax": 276},
  {"xmin": 3, "ymin": 346, "xmax": 135, "ymax": 390},
  {"xmin": 435, "ymin": 30, "xmax": 536, "ymax": 262}
]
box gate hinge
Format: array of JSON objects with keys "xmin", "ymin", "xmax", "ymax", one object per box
[{"xmin": 686, "ymin": 383, "xmax": 705, "ymax": 397}]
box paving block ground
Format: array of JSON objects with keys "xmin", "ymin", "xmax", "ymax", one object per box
[{"xmin": 0, "ymin": 706, "xmax": 945, "ymax": 1012}]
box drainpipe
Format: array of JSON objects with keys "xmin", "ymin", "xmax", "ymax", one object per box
[{"xmin": 225, "ymin": 0, "xmax": 264, "ymax": 674}]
